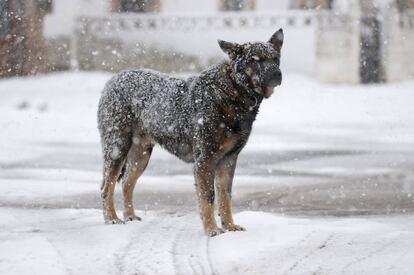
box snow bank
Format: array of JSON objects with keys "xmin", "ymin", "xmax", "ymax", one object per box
[
  {"xmin": 1, "ymin": 208, "xmax": 413, "ymax": 275},
  {"xmin": 1, "ymin": 72, "xmax": 414, "ymax": 274}
]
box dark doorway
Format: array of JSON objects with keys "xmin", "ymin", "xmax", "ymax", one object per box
[
  {"xmin": 117, "ymin": 0, "xmax": 160, "ymax": 13},
  {"xmin": 359, "ymin": 16, "xmax": 383, "ymax": 83}
]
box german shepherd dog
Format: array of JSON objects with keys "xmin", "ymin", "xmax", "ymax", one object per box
[{"xmin": 98, "ymin": 29, "xmax": 283, "ymax": 237}]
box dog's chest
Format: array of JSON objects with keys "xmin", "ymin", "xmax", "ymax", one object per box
[
  {"xmin": 218, "ymin": 133, "xmax": 243, "ymax": 157},
  {"xmin": 217, "ymin": 106, "xmax": 254, "ymax": 155}
]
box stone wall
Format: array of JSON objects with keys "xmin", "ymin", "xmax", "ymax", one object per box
[
  {"xmin": 315, "ymin": 12, "xmax": 360, "ymax": 83},
  {"xmin": 73, "ymin": 11, "xmax": 316, "ymax": 74},
  {"xmin": 382, "ymin": 8, "xmax": 414, "ymax": 81},
  {"xmin": 52, "ymin": 7, "xmax": 414, "ymax": 83},
  {"xmin": 315, "ymin": 7, "xmax": 414, "ymax": 83},
  {"xmin": 75, "ymin": 18, "xmax": 206, "ymax": 73}
]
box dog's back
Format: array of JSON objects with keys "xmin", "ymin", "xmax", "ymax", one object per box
[{"xmin": 98, "ymin": 69, "xmax": 196, "ymax": 163}]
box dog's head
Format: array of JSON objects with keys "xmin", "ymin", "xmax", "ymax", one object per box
[{"xmin": 218, "ymin": 29, "xmax": 283, "ymax": 98}]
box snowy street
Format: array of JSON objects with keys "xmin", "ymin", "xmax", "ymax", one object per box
[{"xmin": 1, "ymin": 72, "xmax": 414, "ymax": 274}]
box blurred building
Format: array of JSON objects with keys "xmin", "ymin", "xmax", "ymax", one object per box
[
  {"xmin": 111, "ymin": 0, "xmax": 161, "ymax": 13},
  {"xmin": 0, "ymin": 0, "xmax": 51, "ymax": 78},
  {"xmin": 1, "ymin": 0, "xmax": 414, "ymax": 83},
  {"xmin": 290, "ymin": 0, "xmax": 333, "ymax": 9},
  {"xmin": 396, "ymin": 0, "xmax": 414, "ymax": 10}
]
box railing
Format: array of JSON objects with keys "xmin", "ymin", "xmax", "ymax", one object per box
[
  {"xmin": 74, "ymin": 11, "xmax": 318, "ymax": 74},
  {"xmin": 77, "ymin": 11, "xmax": 316, "ymax": 35},
  {"xmin": 317, "ymin": 12, "xmax": 356, "ymax": 32}
]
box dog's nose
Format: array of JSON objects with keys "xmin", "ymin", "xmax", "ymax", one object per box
[
  {"xmin": 275, "ymin": 70, "xmax": 282, "ymax": 83},
  {"xmin": 276, "ymin": 70, "xmax": 282, "ymax": 79},
  {"xmin": 268, "ymin": 70, "xmax": 282, "ymax": 86}
]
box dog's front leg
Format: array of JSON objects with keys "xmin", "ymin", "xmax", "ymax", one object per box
[
  {"xmin": 194, "ymin": 160, "xmax": 224, "ymax": 237},
  {"xmin": 216, "ymin": 155, "xmax": 246, "ymax": 232}
]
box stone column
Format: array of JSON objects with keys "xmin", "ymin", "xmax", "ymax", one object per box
[
  {"xmin": 315, "ymin": 10, "xmax": 360, "ymax": 83},
  {"xmin": 382, "ymin": 3, "xmax": 414, "ymax": 81},
  {"xmin": 0, "ymin": 0, "xmax": 48, "ymax": 78}
]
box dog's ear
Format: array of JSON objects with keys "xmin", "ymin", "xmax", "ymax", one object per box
[
  {"xmin": 268, "ymin": 28, "xmax": 284, "ymax": 51},
  {"xmin": 218, "ymin": 40, "xmax": 243, "ymax": 60}
]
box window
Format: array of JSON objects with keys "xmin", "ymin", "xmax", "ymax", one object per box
[
  {"xmin": 220, "ymin": 0, "xmax": 254, "ymax": 11},
  {"xmin": 0, "ymin": 0, "xmax": 9, "ymax": 38},
  {"xmin": 291, "ymin": 0, "xmax": 332, "ymax": 10},
  {"xmin": 120, "ymin": 0, "xmax": 145, "ymax": 12},
  {"xmin": 117, "ymin": 0, "xmax": 160, "ymax": 13},
  {"xmin": 223, "ymin": 0, "xmax": 246, "ymax": 11}
]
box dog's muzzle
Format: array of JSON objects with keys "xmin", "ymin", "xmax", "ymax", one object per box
[
  {"xmin": 266, "ymin": 69, "xmax": 282, "ymax": 87},
  {"xmin": 262, "ymin": 69, "xmax": 282, "ymax": 98},
  {"xmin": 263, "ymin": 86, "xmax": 275, "ymax": 98}
]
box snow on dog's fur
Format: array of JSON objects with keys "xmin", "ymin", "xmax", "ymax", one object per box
[{"xmin": 98, "ymin": 29, "xmax": 284, "ymax": 236}]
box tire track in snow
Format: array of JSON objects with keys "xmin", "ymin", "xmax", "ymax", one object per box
[
  {"xmin": 275, "ymin": 230, "xmax": 317, "ymax": 274},
  {"xmin": 113, "ymin": 213, "xmax": 172, "ymax": 275},
  {"xmin": 46, "ymin": 237, "xmax": 75, "ymax": 275},
  {"xmin": 340, "ymin": 236, "xmax": 399, "ymax": 275},
  {"xmin": 285, "ymin": 231, "xmax": 351, "ymax": 274},
  {"xmin": 171, "ymin": 214, "xmax": 216, "ymax": 275},
  {"xmin": 2, "ymin": 210, "xmax": 74, "ymax": 275},
  {"xmin": 283, "ymin": 232, "xmax": 335, "ymax": 274},
  {"xmin": 386, "ymin": 238, "xmax": 414, "ymax": 274},
  {"xmin": 113, "ymin": 212, "xmax": 216, "ymax": 275}
]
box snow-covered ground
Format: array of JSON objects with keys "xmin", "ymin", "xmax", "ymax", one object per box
[{"xmin": 1, "ymin": 72, "xmax": 414, "ymax": 274}]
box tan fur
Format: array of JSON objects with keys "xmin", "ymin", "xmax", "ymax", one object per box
[
  {"xmin": 101, "ymin": 136, "xmax": 153, "ymax": 224},
  {"xmin": 195, "ymin": 165, "xmax": 224, "ymax": 236},
  {"xmin": 101, "ymin": 159, "xmax": 126, "ymax": 223},
  {"xmin": 199, "ymin": 199, "xmax": 221, "ymax": 233},
  {"xmin": 245, "ymin": 66, "xmax": 254, "ymax": 76},
  {"xmin": 121, "ymin": 139, "xmax": 153, "ymax": 221},
  {"xmin": 264, "ymin": 86, "xmax": 274, "ymax": 98},
  {"xmin": 215, "ymin": 157, "xmax": 245, "ymax": 231},
  {"xmin": 216, "ymin": 166, "xmax": 234, "ymax": 227},
  {"xmin": 219, "ymin": 134, "xmax": 240, "ymax": 154}
]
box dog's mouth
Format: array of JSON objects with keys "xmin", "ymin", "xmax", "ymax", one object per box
[
  {"xmin": 263, "ymin": 82, "xmax": 282, "ymax": 98},
  {"xmin": 251, "ymin": 74, "xmax": 281, "ymax": 98},
  {"xmin": 263, "ymin": 86, "xmax": 274, "ymax": 98},
  {"xmin": 260, "ymin": 77, "xmax": 281, "ymax": 98}
]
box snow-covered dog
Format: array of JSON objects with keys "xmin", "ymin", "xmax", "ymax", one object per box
[{"xmin": 98, "ymin": 29, "xmax": 284, "ymax": 237}]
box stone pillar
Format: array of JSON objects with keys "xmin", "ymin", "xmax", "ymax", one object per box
[
  {"xmin": 0, "ymin": 0, "xmax": 48, "ymax": 78},
  {"xmin": 382, "ymin": 6, "xmax": 414, "ymax": 81},
  {"xmin": 315, "ymin": 11, "xmax": 360, "ymax": 83},
  {"xmin": 359, "ymin": 0, "xmax": 384, "ymax": 83}
]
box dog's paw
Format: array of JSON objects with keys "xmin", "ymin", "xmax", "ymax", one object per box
[
  {"xmin": 224, "ymin": 224, "xmax": 246, "ymax": 232},
  {"xmin": 124, "ymin": 215, "xmax": 142, "ymax": 222},
  {"xmin": 206, "ymin": 227, "xmax": 225, "ymax": 237},
  {"xmin": 105, "ymin": 218, "xmax": 125, "ymax": 225}
]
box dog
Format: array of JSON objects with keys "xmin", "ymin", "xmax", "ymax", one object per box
[{"xmin": 98, "ymin": 29, "xmax": 283, "ymax": 237}]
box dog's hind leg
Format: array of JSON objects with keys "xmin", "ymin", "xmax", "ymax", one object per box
[
  {"xmin": 101, "ymin": 134, "xmax": 132, "ymax": 224},
  {"xmin": 121, "ymin": 136, "xmax": 153, "ymax": 222},
  {"xmin": 215, "ymin": 155, "xmax": 245, "ymax": 232}
]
